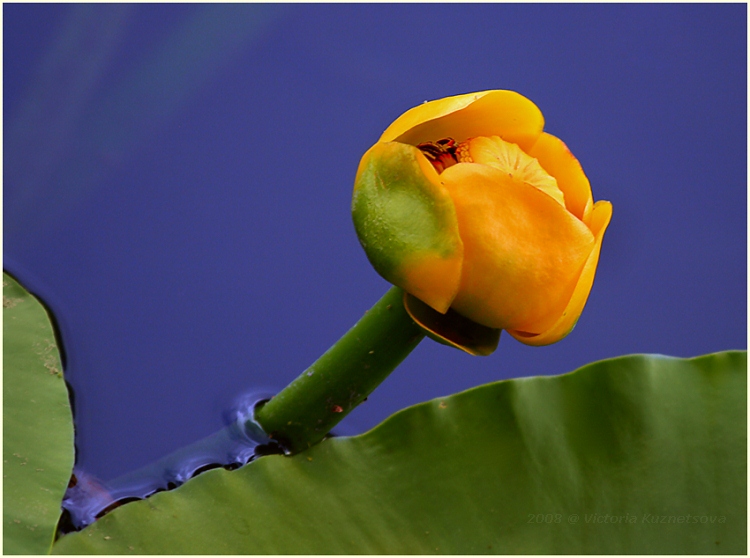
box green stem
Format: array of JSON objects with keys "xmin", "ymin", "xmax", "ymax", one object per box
[{"xmin": 254, "ymin": 287, "xmax": 424, "ymax": 453}]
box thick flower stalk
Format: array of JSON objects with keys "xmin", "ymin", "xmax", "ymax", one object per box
[
  {"xmin": 352, "ymin": 90, "xmax": 612, "ymax": 350},
  {"xmin": 255, "ymin": 287, "xmax": 424, "ymax": 453}
]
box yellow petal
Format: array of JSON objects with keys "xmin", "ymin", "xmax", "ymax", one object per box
[
  {"xmin": 379, "ymin": 90, "xmax": 545, "ymax": 153},
  {"xmin": 403, "ymin": 293, "xmax": 501, "ymax": 356},
  {"xmin": 457, "ymin": 136, "xmax": 566, "ymax": 207},
  {"xmin": 441, "ymin": 163, "xmax": 595, "ymax": 332},
  {"xmin": 508, "ymin": 200, "xmax": 612, "ymax": 346},
  {"xmin": 527, "ymin": 132, "xmax": 593, "ymax": 222}
]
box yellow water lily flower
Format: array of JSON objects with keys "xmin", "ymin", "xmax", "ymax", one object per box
[{"xmin": 352, "ymin": 90, "xmax": 612, "ymax": 348}]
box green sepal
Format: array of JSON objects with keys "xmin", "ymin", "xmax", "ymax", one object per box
[{"xmin": 352, "ymin": 141, "xmax": 463, "ymax": 314}]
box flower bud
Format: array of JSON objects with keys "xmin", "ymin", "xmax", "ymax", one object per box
[{"xmin": 352, "ymin": 91, "xmax": 612, "ymax": 352}]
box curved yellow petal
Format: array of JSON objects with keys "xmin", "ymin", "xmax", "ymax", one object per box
[
  {"xmin": 508, "ymin": 200, "xmax": 613, "ymax": 346},
  {"xmin": 380, "ymin": 90, "xmax": 545, "ymax": 153},
  {"xmin": 527, "ymin": 132, "xmax": 593, "ymax": 222},
  {"xmin": 379, "ymin": 91, "xmax": 488, "ymax": 143},
  {"xmin": 441, "ymin": 163, "xmax": 595, "ymax": 332},
  {"xmin": 352, "ymin": 142, "xmax": 464, "ymax": 313},
  {"xmin": 403, "ymin": 293, "xmax": 501, "ymax": 357}
]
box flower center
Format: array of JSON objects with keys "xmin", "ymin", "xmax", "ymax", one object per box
[
  {"xmin": 417, "ymin": 138, "xmax": 460, "ymax": 173},
  {"xmin": 420, "ymin": 135, "xmax": 565, "ymax": 207}
]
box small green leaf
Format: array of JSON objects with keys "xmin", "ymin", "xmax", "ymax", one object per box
[
  {"xmin": 53, "ymin": 351, "xmax": 745, "ymax": 554},
  {"xmin": 3, "ymin": 273, "xmax": 75, "ymax": 554}
]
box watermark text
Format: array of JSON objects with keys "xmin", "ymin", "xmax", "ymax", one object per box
[{"xmin": 526, "ymin": 513, "xmax": 727, "ymax": 525}]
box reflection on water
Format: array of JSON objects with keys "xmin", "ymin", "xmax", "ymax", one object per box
[{"xmin": 59, "ymin": 392, "xmax": 280, "ymax": 532}]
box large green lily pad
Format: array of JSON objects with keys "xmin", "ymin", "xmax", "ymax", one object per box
[
  {"xmin": 4, "ymin": 273, "xmax": 75, "ymax": 554},
  {"xmin": 53, "ymin": 351, "xmax": 745, "ymax": 554}
]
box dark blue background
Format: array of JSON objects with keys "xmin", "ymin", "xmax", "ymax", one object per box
[{"xmin": 5, "ymin": 4, "xmax": 746, "ymax": 483}]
